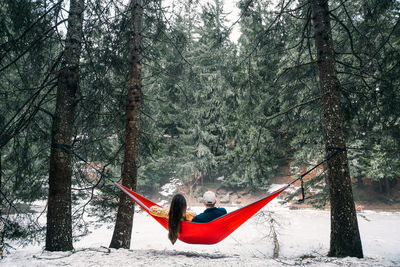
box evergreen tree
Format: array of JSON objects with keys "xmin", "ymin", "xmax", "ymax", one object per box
[
  {"xmin": 310, "ymin": 0, "xmax": 363, "ymax": 257},
  {"xmin": 234, "ymin": 0, "xmax": 296, "ymax": 187},
  {"xmin": 109, "ymin": 0, "xmax": 143, "ymax": 249},
  {"xmin": 332, "ymin": 0, "xmax": 400, "ymax": 193},
  {"xmin": 0, "ymin": 0, "xmax": 62, "ymax": 244},
  {"xmin": 46, "ymin": 0, "xmax": 85, "ymax": 252}
]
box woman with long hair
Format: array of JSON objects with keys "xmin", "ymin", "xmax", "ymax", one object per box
[
  {"xmin": 149, "ymin": 193, "xmax": 195, "ymax": 244},
  {"xmin": 168, "ymin": 194, "xmax": 187, "ymax": 244}
]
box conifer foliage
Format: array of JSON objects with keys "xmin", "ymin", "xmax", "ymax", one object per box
[{"xmin": 0, "ymin": 0, "xmax": 399, "ymax": 258}]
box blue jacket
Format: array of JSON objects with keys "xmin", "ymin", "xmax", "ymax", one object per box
[{"xmin": 192, "ymin": 207, "xmax": 227, "ymax": 223}]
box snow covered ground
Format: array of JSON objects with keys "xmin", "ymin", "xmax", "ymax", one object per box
[{"xmin": 2, "ymin": 188, "xmax": 400, "ymax": 267}]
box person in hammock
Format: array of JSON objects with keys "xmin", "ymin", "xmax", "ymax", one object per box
[
  {"xmin": 149, "ymin": 193, "xmax": 196, "ymax": 244},
  {"xmin": 192, "ymin": 191, "xmax": 227, "ymax": 223}
]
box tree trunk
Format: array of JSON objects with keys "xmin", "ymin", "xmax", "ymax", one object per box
[
  {"xmin": 377, "ymin": 179, "xmax": 383, "ymax": 193},
  {"xmin": 310, "ymin": 0, "xmax": 363, "ymax": 258},
  {"xmin": 46, "ymin": 0, "xmax": 84, "ymax": 252},
  {"xmin": 109, "ymin": 0, "xmax": 143, "ymax": 249},
  {"xmin": 356, "ymin": 176, "xmax": 363, "ymax": 188},
  {"xmin": 383, "ymin": 177, "xmax": 391, "ymax": 199},
  {"xmin": 0, "ymin": 149, "xmax": 3, "ymax": 259}
]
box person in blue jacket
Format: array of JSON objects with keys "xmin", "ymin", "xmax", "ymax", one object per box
[{"xmin": 192, "ymin": 191, "xmax": 227, "ymax": 223}]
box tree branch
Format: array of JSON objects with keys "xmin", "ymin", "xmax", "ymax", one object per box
[{"xmin": 264, "ymin": 93, "xmax": 323, "ymax": 121}]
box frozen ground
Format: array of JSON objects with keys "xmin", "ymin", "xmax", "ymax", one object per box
[{"xmin": 2, "ymin": 186, "xmax": 400, "ymax": 267}]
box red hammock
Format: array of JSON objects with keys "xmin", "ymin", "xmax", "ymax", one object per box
[{"xmin": 115, "ymin": 183, "xmax": 289, "ymax": 245}]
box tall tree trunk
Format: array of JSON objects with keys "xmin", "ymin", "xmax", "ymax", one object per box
[
  {"xmin": 310, "ymin": 0, "xmax": 363, "ymax": 258},
  {"xmin": 46, "ymin": 0, "xmax": 85, "ymax": 252},
  {"xmin": 109, "ymin": 0, "xmax": 143, "ymax": 249},
  {"xmin": 0, "ymin": 149, "xmax": 3, "ymax": 259}
]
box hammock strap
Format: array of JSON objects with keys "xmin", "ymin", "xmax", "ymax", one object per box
[
  {"xmin": 299, "ymin": 177, "xmax": 305, "ymax": 203},
  {"xmin": 289, "ymin": 147, "xmax": 346, "ymax": 203}
]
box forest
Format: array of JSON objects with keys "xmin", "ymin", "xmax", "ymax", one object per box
[{"xmin": 0, "ymin": 0, "xmax": 399, "ymax": 263}]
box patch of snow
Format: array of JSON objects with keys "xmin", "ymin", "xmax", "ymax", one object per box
[
  {"xmin": 159, "ymin": 178, "xmax": 182, "ymax": 197},
  {"xmin": 2, "ymin": 192, "xmax": 400, "ymax": 267},
  {"xmin": 157, "ymin": 200, "xmax": 168, "ymax": 207},
  {"xmin": 216, "ymin": 176, "xmax": 225, "ymax": 181},
  {"xmin": 267, "ymin": 184, "xmax": 297, "ymax": 194}
]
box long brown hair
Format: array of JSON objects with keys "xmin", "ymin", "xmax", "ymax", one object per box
[{"xmin": 168, "ymin": 194, "xmax": 187, "ymax": 244}]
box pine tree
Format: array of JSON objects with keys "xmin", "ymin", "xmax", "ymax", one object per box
[
  {"xmin": 0, "ymin": 0, "xmax": 62, "ymax": 244},
  {"xmin": 46, "ymin": 0, "xmax": 85, "ymax": 251},
  {"xmin": 109, "ymin": 0, "xmax": 143, "ymax": 249},
  {"xmin": 310, "ymin": 0, "xmax": 363, "ymax": 258},
  {"xmin": 234, "ymin": 0, "xmax": 294, "ymax": 187},
  {"xmin": 333, "ymin": 0, "xmax": 400, "ymax": 192}
]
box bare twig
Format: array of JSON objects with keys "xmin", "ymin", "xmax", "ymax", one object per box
[{"xmin": 268, "ymin": 212, "xmax": 279, "ymax": 259}]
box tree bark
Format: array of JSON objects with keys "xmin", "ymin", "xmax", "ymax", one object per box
[
  {"xmin": 0, "ymin": 149, "xmax": 3, "ymax": 259},
  {"xmin": 310, "ymin": 0, "xmax": 363, "ymax": 258},
  {"xmin": 46, "ymin": 0, "xmax": 84, "ymax": 251},
  {"xmin": 109, "ymin": 0, "xmax": 143, "ymax": 249}
]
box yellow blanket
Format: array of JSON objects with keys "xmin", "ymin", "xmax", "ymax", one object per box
[{"xmin": 149, "ymin": 206, "xmax": 196, "ymax": 221}]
